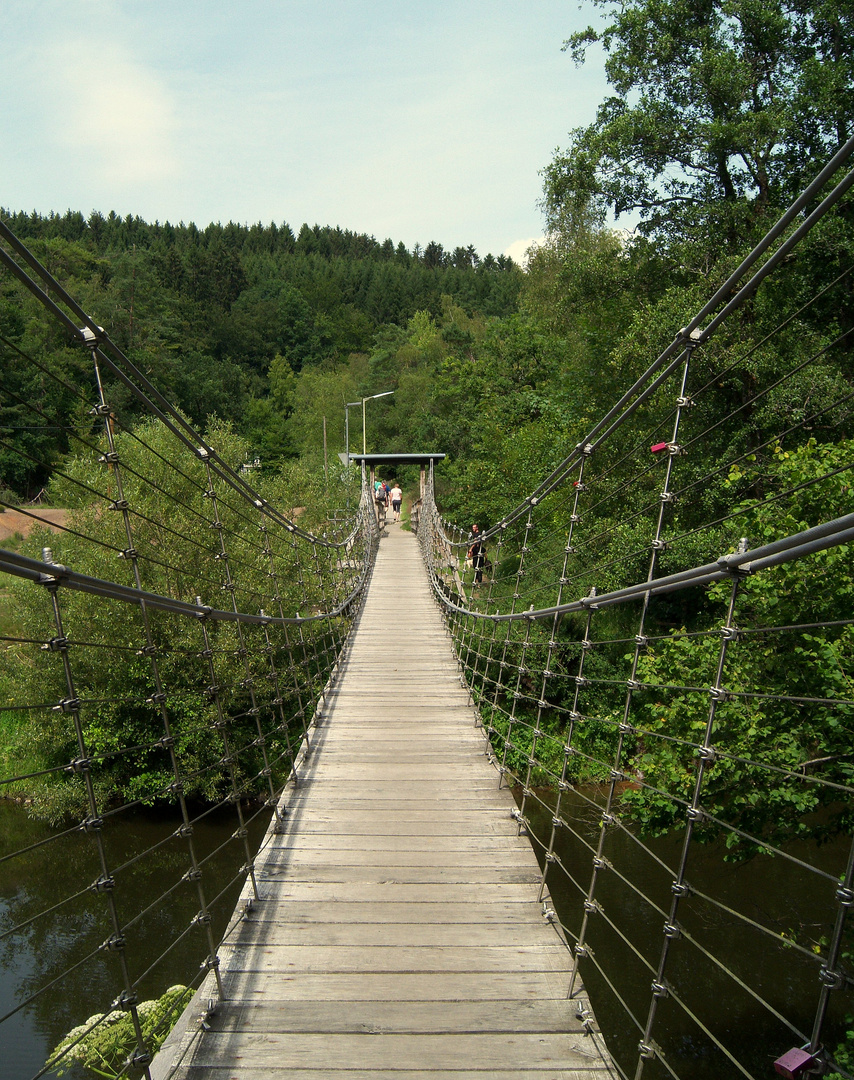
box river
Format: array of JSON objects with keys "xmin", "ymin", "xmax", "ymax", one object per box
[
  {"xmin": 0, "ymin": 800, "xmax": 270, "ymax": 1080},
  {"xmin": 523, "ymin": 788, "xmax": 851, "ymax": 1079}
]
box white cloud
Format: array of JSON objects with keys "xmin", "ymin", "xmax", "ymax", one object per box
[
  {"xmin": 504, "ymin": 236, "xmax": 545, "ymax": 268},
  {"xmin": 44, "ymin": 38, "xmax": 179, "ymax": 186}
]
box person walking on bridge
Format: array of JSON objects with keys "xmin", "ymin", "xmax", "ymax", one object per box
[
  {"xmin": 390, "ymin": 482, "xmax": 402, "ymax": 521},
  {"xmin": 468, "ymin": 523, "xmax": 485, "ymax": 586}
]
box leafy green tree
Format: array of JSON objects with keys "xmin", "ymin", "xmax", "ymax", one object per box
[
  {"xmin": 549, "ymin": 0, "xmax": 854, "ymax": 254},
  {"xmin": 2, "ymin": 416, "xmax": 341, "ymax": 821},
  {"xmin": 624, "ymin": 439, "xmax": 854, "ymax": 853}
]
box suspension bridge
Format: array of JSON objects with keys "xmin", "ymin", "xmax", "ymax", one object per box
[
  {"xmin": 1, "ymin": 135, "xmax": 854, "ymax": 1080},
  {"xmin": 151, "ymin": 519, "xmax": 615, "ymax": 1078}
]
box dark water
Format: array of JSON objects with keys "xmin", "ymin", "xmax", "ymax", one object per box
[
  {"xmin": 0, "ymin": 800, "xmax": 270, "ymax": 1080},
  {"xmin": 522, "ymin": 788, "xmax": 852, "ymax": 1080},
  {"xmin": 1, "ymin": 793, "xmax": 850, "ymax": 1080}
]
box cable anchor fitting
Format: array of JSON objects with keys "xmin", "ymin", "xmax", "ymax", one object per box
[
  {"xmin": 42, "ymin": 636, "xmax": 68, "ymax": 652},
  {"xmin": 819, "ymin": 966, "xmax": 844, "ymax": 989},
  {"xmin": 79, "ymin": 324, "xmax": 105, "ymax": 346},
  {"xmin": 836, "ymin": 886, "xmax": 854, "ymax": 907},
  {"xmin": 676, "ymin": 325, "xmax": 703, "ymax": 347}
]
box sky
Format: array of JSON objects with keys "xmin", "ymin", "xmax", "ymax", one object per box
[{"xmin": 0, "ymin": 1, "xmax": 612, "ymax": 263}]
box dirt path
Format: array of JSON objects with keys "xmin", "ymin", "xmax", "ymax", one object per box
[{"xmin": 0, "ymin": 508, "xmax": 68, "ymax": 543}]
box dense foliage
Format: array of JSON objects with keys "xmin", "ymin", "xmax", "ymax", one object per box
[
  {"xmin": 1, "ymin": 0, "xmax": 852, "ymax": 852},
  {"xmin": 0, "ymin": 211, "xmax": 521, "ymax": 496},
  {"xmin": 48, "ymin": 985, "xmax": 193, "ymax": 1078}
]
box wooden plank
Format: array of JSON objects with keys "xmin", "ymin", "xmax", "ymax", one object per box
[
  {"xmin": 256, "ymin": 866, "xmax": 543, "ymax": 883},
  {"xmin": 182, "ymin": 1068, "xmax": 603, "ymax": 1079},
  {"xmin": 219, "ymin": 969, "xmax": 580, "ymax": 1001},
  {"xmin": 252, "ymin": 882, "xmax": 546, "ymax": 903},
  {"xmin": 210, "ymin": 998, "xmax": 586, "ymax": 1034},
  {"xmin": 260, "ymin": 851, "xmax": 541, "ymax": 868},
  {"xmin": 264, "ymin": 835, "xmax": 538, "ymax": 853},
  {"xmin": 225, "ymin": 943, "xmax": 571, "ymax": 974},
  {"xmin": 179, "ymin": 1032, "xmax": 603, "ymax": 1071},
  {"xmin": 239, "ymin": 901, "xmax": 550, "ymax": 923},
  {"xmin": 226, "ymin": 921, "xmax": 565, "ymax": 947}
]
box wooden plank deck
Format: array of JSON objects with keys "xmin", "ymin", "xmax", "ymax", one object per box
[{"xmin": 154, "ymin": 522, "xmax": 616, "ymax": 1079}]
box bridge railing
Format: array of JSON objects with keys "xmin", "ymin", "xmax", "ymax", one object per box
[
  {"xmin": 421, "ymin": 139, "xmax": 854, "ymax": 1080},
  {"xmin": 0, "ymin": 225, "xmax": 377, "ymax": 1079}
]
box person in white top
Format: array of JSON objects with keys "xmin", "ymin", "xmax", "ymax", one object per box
[{"xmin": 390, "ymin": 483, "xmax": 403, "ymax": 521}]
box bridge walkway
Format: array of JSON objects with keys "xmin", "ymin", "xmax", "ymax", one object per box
[{"xmin": 159, "ymin": 521, "xmax": 615, "ymax": 1079}]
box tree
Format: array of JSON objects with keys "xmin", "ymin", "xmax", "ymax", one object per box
[
  {"xmin": 623, "ymin": 439, "xmax": 854, "ymax": 854},
  {"xmin": 548, "ymin": 0, "xmax": 854, "ymax": 253},
  {"xmin": 1, "ymin": 417, "xmax": 336, "ymax": 821}
]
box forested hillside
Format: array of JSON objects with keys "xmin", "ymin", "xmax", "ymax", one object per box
[{"xmin": 0, "ymin": 210, "xmax": 521, "ymax": 497}]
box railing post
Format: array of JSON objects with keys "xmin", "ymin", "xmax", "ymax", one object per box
[
  {"xmin": 493, "ymin": 506, "xmax": 535, "ymax": 790},
  {"xmin": 568, "ymin": 348, "xmax": 694, "ymax": 1020},
  {"xmin": 260, "ymin": 523, "xmax": 312, "ymax": 754},
  {"xmin": 809, "ymin": 835, "xmax": 854, "ymax": 1059},
  {"xmin": 634, "ymin": 553, "xmax": 746, "ymax": 1078},
  {"xmin": 522, "ymin": 449, "xmax": 591, "ymax": 835}
]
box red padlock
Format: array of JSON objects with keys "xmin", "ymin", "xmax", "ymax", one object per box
[{"xmin": 774, "ymin": 1048, "xmax": 817, "ymax": 1078}]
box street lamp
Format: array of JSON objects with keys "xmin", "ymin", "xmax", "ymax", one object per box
[
  {"xmin": 362, "ymin": 390, "xmax": 395, "ymax": 455},
  {"xmin": 344, "ymin": 401, "xmax": 360, "ymax": 466}
]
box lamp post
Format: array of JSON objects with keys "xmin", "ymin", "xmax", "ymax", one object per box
[
  {"xmin": 362, "ymin": 390, "xmax": 395, "ymax": 455},
  {"xmin": 344, "ymin": 401, "xmax": 360, "ymax": 466}
]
